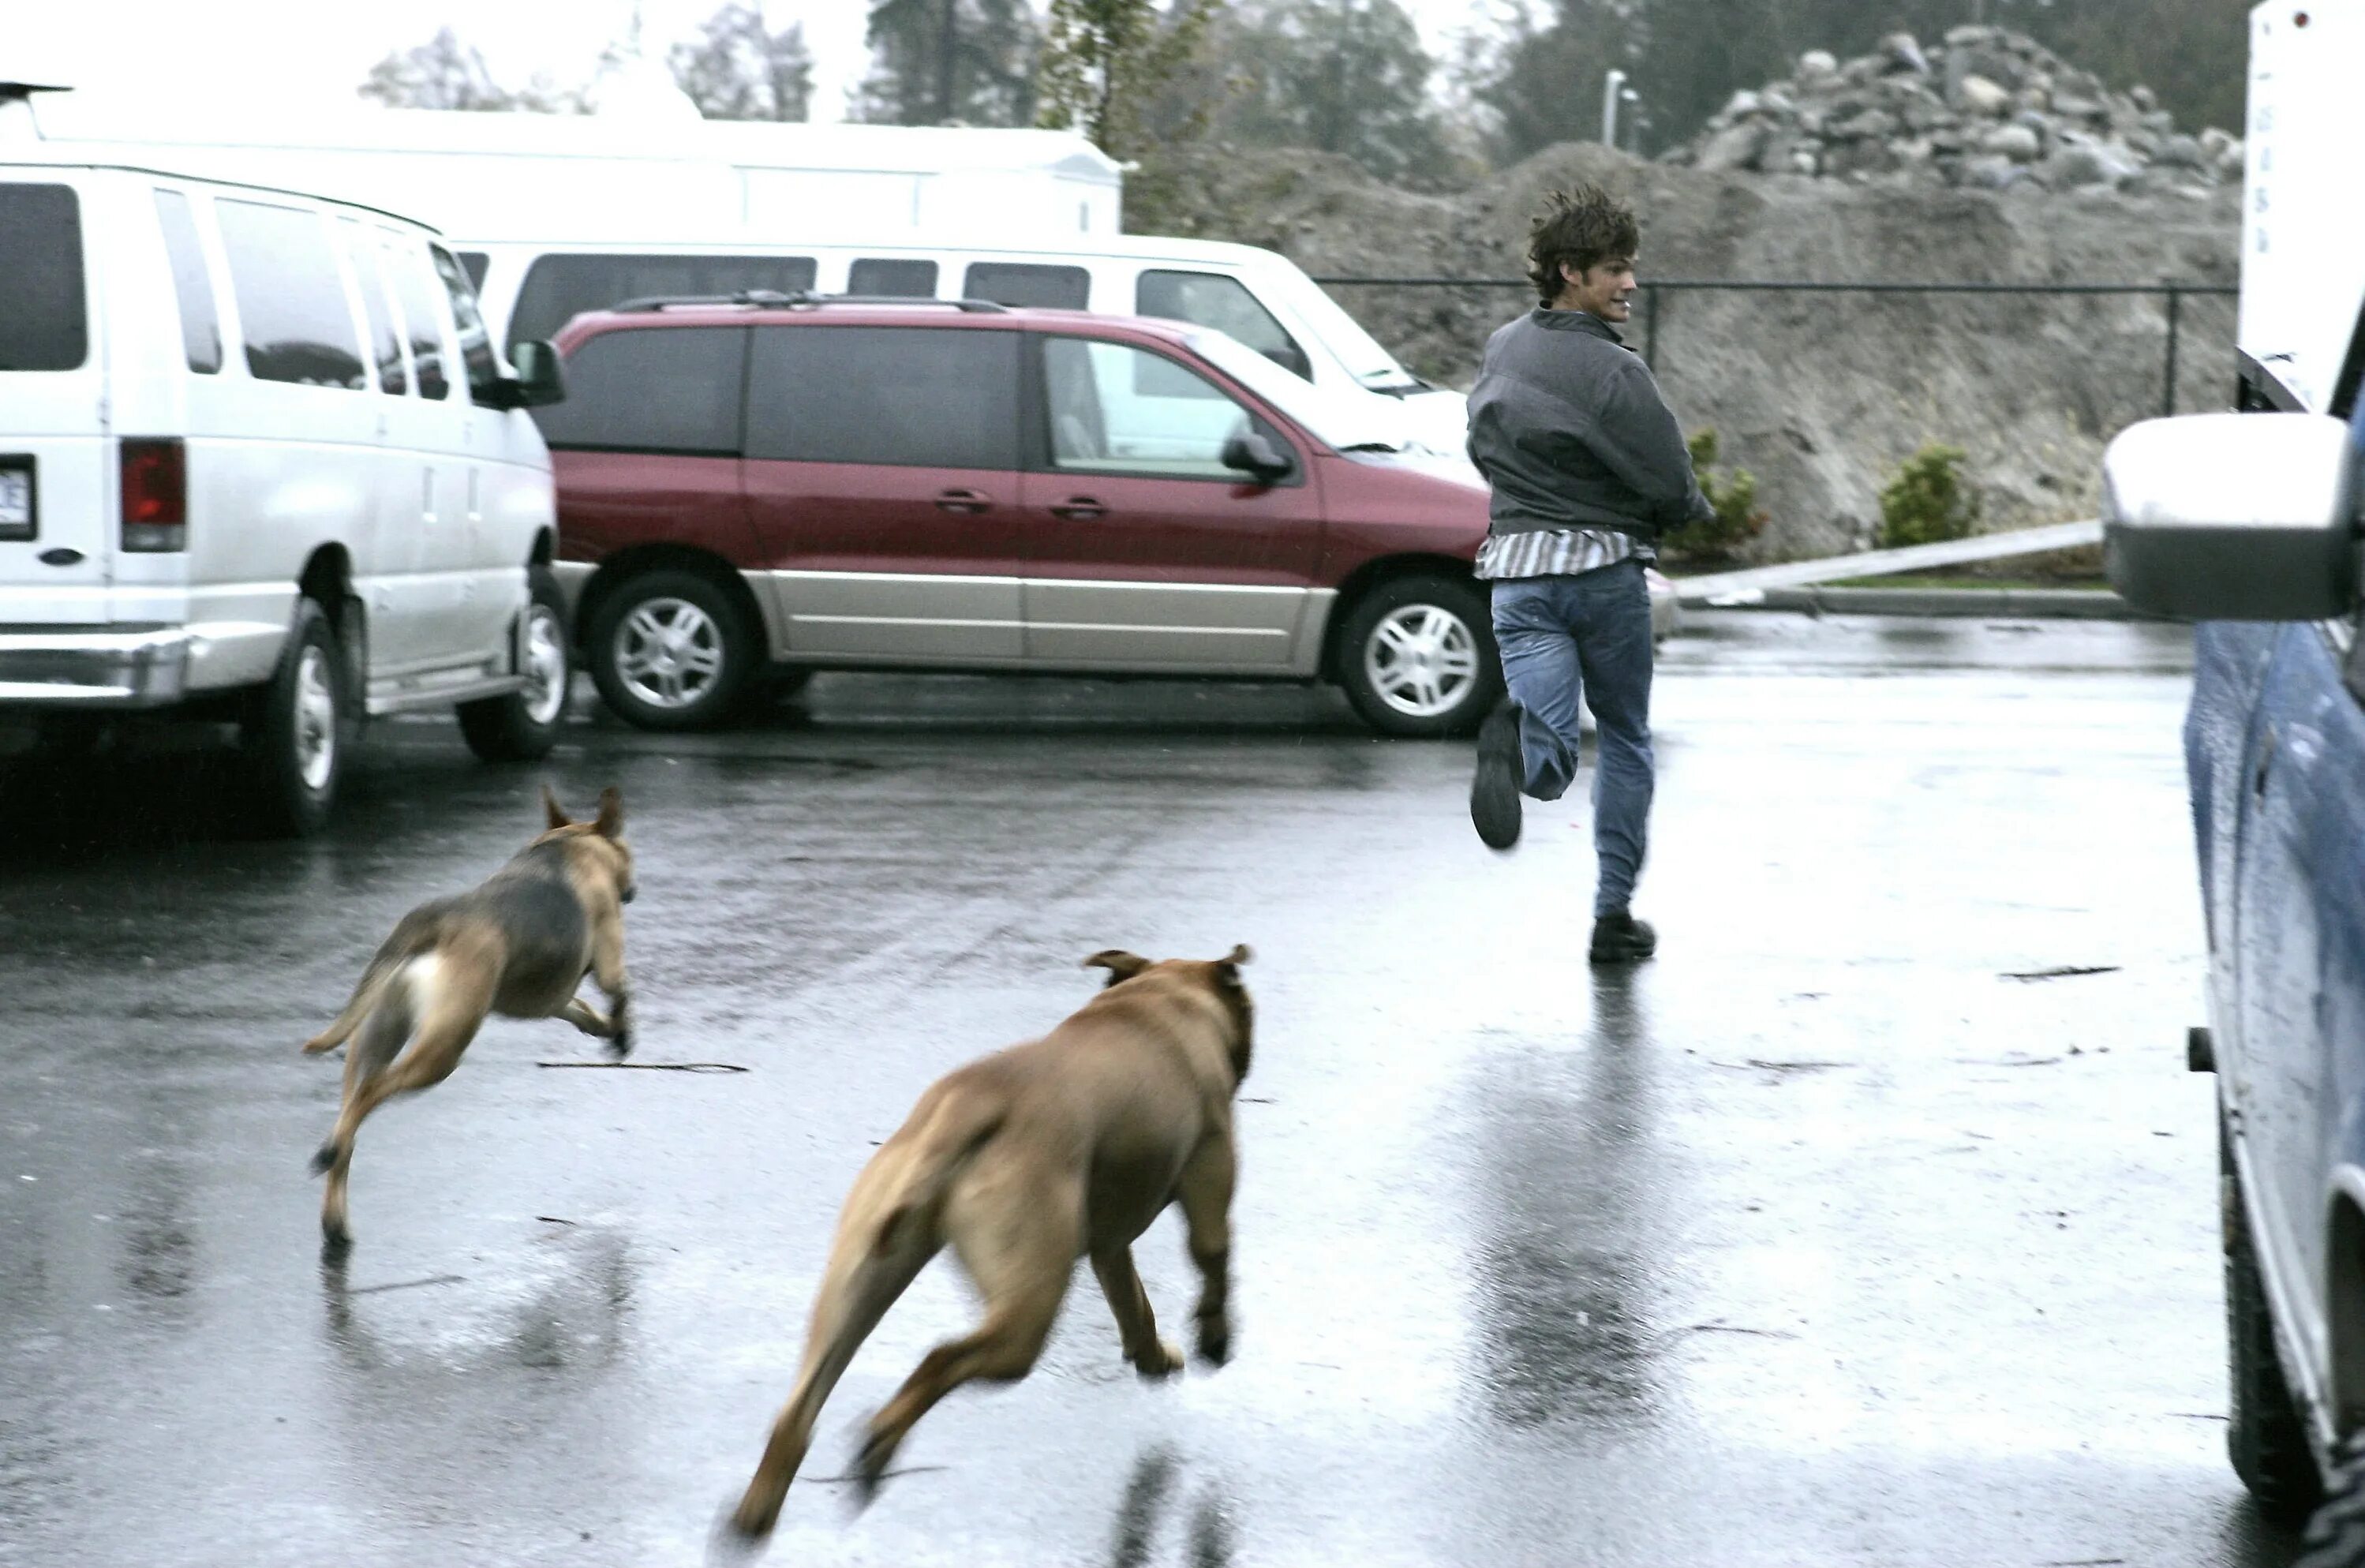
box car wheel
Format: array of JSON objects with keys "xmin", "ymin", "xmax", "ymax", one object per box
[
  {"xmin": 1334, "ymin": 574, "xmax": 1502, "ymax": 739},
  {"xmin": 586, "ymin": 567, "xmax": 757, "ymax": 732},
  {"xmin": 2300, "ymin": 1437, "xmax": 2365, "ymax": 1568},
  {"xmin": 240, "ymin": 598, "xmax": 346, "ymax": 837},
  {"xmin": 2226, "ymin": 1123, "xmax": 2324, "ymax": 1517},
  {"xmin": 458, "ymin": 567, "xmax": 571, "ymax": 762}
]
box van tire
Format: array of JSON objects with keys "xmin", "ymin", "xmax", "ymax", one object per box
[
  {"xmin": 2227, "ymin": 1127, "xmax": 2323, "ymax": 1517},
  {"xmin": 1334, "ymin": 574, "xmax": 1502, "ymax": 739},
  {"xmin": 458, "ymin": 567, "xmax": 571, "ymax": 762},
  {"xmin": 586, "ymin": 568, "xmax": 758, "ymax": 732},
  {"xmin": 240, "ymin": 600, "xmax": 346, "ymax": 837}
]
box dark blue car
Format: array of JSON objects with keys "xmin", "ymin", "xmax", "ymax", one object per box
[{"xmin": 2108, "ymin": 396, "xmax": 2365, "ymax": 1560}]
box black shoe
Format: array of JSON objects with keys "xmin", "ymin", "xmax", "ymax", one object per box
[
  {"xmin": 1469, "ymin": 702, "xmax": 1523, "ymax": 851},
  {"xmin": 1589, "ymin": 911, "xmax": 1657, "ymax": 964}
]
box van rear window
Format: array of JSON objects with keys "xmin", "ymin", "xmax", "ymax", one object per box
[{"xmin": 0, "ymin": 185, "xmax": 90, "ymax": 372}]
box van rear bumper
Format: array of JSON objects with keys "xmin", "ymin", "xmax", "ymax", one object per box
[{"xmin": 0, "ymin": 627, "xmax": 196, "ymax": 708}]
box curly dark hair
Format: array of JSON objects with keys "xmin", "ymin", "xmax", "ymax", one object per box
[{"xmin": 1525, "ymin": 185, "xmax": 1641, "ymax": 305}]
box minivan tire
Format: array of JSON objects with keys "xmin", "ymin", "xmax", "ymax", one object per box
[
  {"xmin": 240, "ymin": 599, "xmax": 346, "ymax": 837},
  {"xmin": 458, "ymin": 567, "xmax": 571, "ymax": 762},
  {"xmin": 2226, "ymin": 1124, "xmax": 2324, "ymax": 1517},
  {"xmin": 1334, "ymin": 574, "xmax": 1502, "ymax": 739},
  {"xmin": 586, "ymin": 568, "xmax": 758, "ymax": 732}
]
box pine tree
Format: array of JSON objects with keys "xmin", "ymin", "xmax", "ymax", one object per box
[
  {"xmin": 1209, "ymin": 0, "xmax": 1452, "ymax": 185},
  {"xmin": 669, "ymin": 3, "xmax": 815, "ymax": 121},
  {"xmin": 360, "ymin": 27, "xmax": 580, "ymax": 112},
  {"xmin": 1035, "ymin": 0, "xmax": 1226, "ymax": 159},
  {"xmin": 854, "ymin": 0, "xmax": 1042, "ymax": 126}
]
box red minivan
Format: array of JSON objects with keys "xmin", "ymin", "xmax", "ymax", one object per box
[{"xmin": 537, "ymin": 294, "xmax": 1514, "ymax": 735}]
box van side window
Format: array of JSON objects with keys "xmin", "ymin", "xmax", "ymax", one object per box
[
  {"xmin": 0, "ymin": 183, "xmax": 88, "ymax": 372},
  {"xmin": 848, "ymin": 259, "xmax": 938, "ymax": 298},
  {"xmin": 746, "ymin": 326, "xmax": 1018, "ymax": 470},
  {"xmin": 533, "ymin": 328, "xmax": 746, "ymax": 456},
  {"xmin": 507, "ymin": 254, "xmax": 819, "ymax": 348},
  {"xmin": 215, "ymin": 199, "xmax": 367, "ymax": 390},
  {"xmin": 1136, "ymin": 271, "xmax": 1312, "ymax": 380},
  {"xmin": 152, "ymin": 190, "xmax": 222, "ymax": 375},
  {"xmin": 336, "ymin": 219, "xmax": 406, "ymax": 395},
  {"xmin": 383, "ymin": 233, "xmax": 450, "ymax": 399},
  {"xmin": 458, "ymin": 251, "xmax": 490, "ymax": 291},
  {"xmin": 963, "ymin": 262, "xmax": 1090, "ymax": 310},
  {"xmin": 432, "ymin": 245, "xmax": 502, "ymax": 405}
]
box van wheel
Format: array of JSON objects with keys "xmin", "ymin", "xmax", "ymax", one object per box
[
  {"xmin": 1334, "ymin": 574, "xmax": 1502, "ymax": 738},
  {"xmin": 458, "ymin": 567, "xmax": 571, "ymax": 762},
  {"xmin": 2300, "ymin": 1437, "xmax": 2365, "ymax": 1567},
  {"xmin": 2227, "ymin": 1125, "xmax": 2323, "ymax": 1517},
  {"xmin": 240, "ymin": 599, "xmax": 346, "ymax": 837},
  {"xmin": 587, "ymin": 568, "xmax": 756, "ymax": 732}
]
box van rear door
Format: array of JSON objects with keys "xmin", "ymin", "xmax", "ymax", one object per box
[{"xmin": 0, "ymin": 176, "xmax": 110, "ymax": 621}]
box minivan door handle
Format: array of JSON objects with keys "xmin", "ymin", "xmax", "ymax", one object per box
[
  {"xmin": 1048, "ymin": 496, "xmax": 1106, "ymax": 521},
  {"xmin": 934, "ymin": 488, "xmax": 993, "ymax": 515}
]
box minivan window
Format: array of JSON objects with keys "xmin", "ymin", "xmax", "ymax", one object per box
[
  {"xmin": 432, "ymin": 245, "xmax": 502, "ymax": 404},
  {"xmin": 507, "ymin": 254, "xmax": 819, "ymax": 347},
  {"xmin": 746, "ymin": 326, "xmax": 1018, "ymax": 470},
  {"xmin": 848, "ymin": 258, "xmax": 938, "ymax": 298},
  {"xmin": 1042, "ymin": 335, "xmax": 1278, "ymax": 481},
  {"xmin": 1136, "ymin": 271, "xmax": 1311, "ymax": 380},
  {"xmin": 216, "ymin": 199, "xmax": 367, "ymax": 389},
  {"xmin": 536, "ymin": 327, "xmax": 746, "ymax": 456},
  {"xmin": 339, "ymin": 220, "xmax": 407, "ymax": 395},
  {"xmin": 0, "ymin": 184, "xmax": 89, "ymax": 372},
  {"xmin": 153, "ymin": 190, "xmax": 223, "ymax": 374},
  {"xmin": 963, "ymin": 262, "xmax": 1089, "ymax": 310},
  {"xmin": 384, "ymin": 232, "xmax": 450, "ymax": 399}
]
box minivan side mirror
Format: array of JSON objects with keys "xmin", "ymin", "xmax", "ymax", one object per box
[
  {"xmin": 1222, "ymin": 428, "xmax": 1294, "ymax": 485},
  {"xmin": 2101, "ymin": 411, "xmax": 2356, "ymax": 621},
  {"xmin": 496, "ymin": 339, "xmax": 567, "ymax": 410}
]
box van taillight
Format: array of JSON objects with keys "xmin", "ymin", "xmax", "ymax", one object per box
[{"xmin": 120, "ymin": 438, "xmax": 186, "ymax": 552}]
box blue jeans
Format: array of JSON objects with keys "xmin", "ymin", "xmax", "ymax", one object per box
[{"xmin": 1490, "ymin": 560, "xmax": 1656, "ymax": 917}]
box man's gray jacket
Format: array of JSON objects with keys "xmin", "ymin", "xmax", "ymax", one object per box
[{"xmin": 1465, "ymin": 307, "xmax": 1711, "ymax": 544}]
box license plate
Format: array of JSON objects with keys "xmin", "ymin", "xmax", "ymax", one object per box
[{"xmin": 0, "ymin": 462, "xmax": 30, "ymax": 540}]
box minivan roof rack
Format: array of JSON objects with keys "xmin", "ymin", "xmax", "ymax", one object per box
[{"xmin": 608, "ymin": 290, "xmax": 1012, "ymax": 314}]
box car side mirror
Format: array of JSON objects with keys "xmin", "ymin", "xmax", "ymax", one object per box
[
  {"xmin": 1222, "ymin": 428, "xmax": 1293, "ymax": 485},
  {"xmin": 1263, "ymin": 343, "xmax": 1314, "ymax": 380},
  {"xmin": 2101, "ymin": 412, "xmax": 2357, "ymax": 620},
  {"xmin": 500, "ymin": 339, "xmax": 567, "ymax": 410}
]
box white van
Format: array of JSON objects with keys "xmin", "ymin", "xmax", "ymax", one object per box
[
  {"xmin": 0, "ymin": 146, "xmax": 571, "ymax": 833},
  {"xmin": 453, "ymin": 233, "xmax": 1473, "ymax": 454}
]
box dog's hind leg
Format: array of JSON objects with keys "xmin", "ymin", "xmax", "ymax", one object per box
[
  {"xmin": 316, "ymin": 963, "xmax": 418, "ymax": 1252},
  {"xmin": 725, "ymin": 1212, "xmax": 938, "ymax": 1542},
  {"xmin": 589, "ymin": 917, "xmax": 633, "ymax": 1061},
  {"xmin": 851, "ymin": 1168, "xmax": 1080, "ymax": 1496},
  {"xmin": 312, "ymin": 947, "xmax": 496, "ymax": 1247},
  {"xmin": 1177, "ymin": 1132, "xmax": 1237, "ymax": 1366},
  {"xmin": 1091, "ymin": 1245, "xmax": 1183, "ymax": 1379},
  {"xmin": 555, "ymin": 997, "xmax": 616, "ymax": 1040}
]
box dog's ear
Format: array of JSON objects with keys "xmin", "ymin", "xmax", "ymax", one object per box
[
  {"xmin": 1084, "ymin": 949, "xmax": 1151, "ymax": 987},
  {"xmin": 593, "ymin": 787, "xmax": 625, "ymax": 840},
  {"xmin": 542, "ymin": 784, "xmax": 571, "ymax": 831},
  {"xmin": 1222, "ymin": 943, "xmax": 1252, "ymax": 968}
]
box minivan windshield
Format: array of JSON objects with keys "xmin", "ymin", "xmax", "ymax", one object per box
[
  {"xmin": 0, "ymin": 184, "xmax": 89, "ymax": 372},
  {"xmin": 1186, "ymin": 327, "xmax": 1413, "ymax": 454}
]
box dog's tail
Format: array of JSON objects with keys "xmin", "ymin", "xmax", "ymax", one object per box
[
  {"xmin": 725, "ymin": 1090, "xmax": 1006, "ymax": 1542},
  {"xmin": 303, "ymin": 909, "xmax": 449, "ymax": 1055}
]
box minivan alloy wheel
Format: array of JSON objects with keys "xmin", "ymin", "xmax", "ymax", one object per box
[
  {"xmin": 1364, "ymin": 603, "xmax": 1480, "ymax": 720},
  {"xmin": 294, "ymin": 643, "xmax": 338, "ymax": 790},
  {"xmin": 615, "ymin": 597, "xmax": 726, "ymax": 710}
]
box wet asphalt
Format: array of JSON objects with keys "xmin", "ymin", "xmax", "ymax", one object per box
[{"xmin": 0, "ymin": 612, "xmax": 2307, "ymax": 1567}]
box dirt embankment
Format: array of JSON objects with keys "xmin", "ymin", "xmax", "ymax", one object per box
[{"xmin": 1134, "ymin": 140, "xmax": 2237, "ymax": 561}]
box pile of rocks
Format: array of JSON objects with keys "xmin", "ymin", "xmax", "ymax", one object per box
[{"xmin": 1663, "ymin": 26, "xmax": 2243, "ymax": 194}]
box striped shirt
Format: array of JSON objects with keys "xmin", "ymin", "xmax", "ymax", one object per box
[{"xmin": 1473, "ymin": 526, "xmax": 1654, "ymax": 582}]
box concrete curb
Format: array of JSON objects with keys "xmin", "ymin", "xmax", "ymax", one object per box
[{"xmin": 1697, "ymin": 585, "xmax": 2153, "ymax": 620}]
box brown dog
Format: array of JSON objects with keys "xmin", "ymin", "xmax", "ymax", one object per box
[
  {"xmin": 723, "ymin": 944, "xmax": 1255, "ymax": 1545},
  {"xmin": 302, "ymin": 786, "xmax": 638, "ymax": 1256}
]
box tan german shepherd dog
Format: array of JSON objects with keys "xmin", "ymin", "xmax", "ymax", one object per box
[
  {"xmin": 302, "ymin": 786, "xmax": 637, "ymax": 1256},
  {"xmin": 722, "ymin": 945, "xmax": 1255, "ymax": 1547}
]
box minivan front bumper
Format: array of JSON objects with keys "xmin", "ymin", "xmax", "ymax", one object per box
[{"xmin": 0, "ymin": 627, "xmax": 194, "ymax": 708}]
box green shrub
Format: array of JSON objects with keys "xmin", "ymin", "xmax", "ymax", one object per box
[
  {"xmin": 1664, "ymin": 429, "xmax": 1768, "ymax": 561},
  {"xmin": 1877, "ymin": 443, "xmax": 1981, "ymax": 548}
]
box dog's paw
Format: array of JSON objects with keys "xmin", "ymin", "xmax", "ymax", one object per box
[
  {"xmin": 1136, "ymin": 1338, "xmax": 1186, "ymax": 1381},
  {"xmin": 604, "ymin": 1027, "xmax": 634, "ymax": 1062},
  {"xmin": 605, "ymin": 1001, "xmax": 634, "ymax": 1061},
  {"xmin": 709, "ymin": 1500, "xmax": 772, "ymax": 1564},
  {"xmin": 301, "ymin": 1035, "xmax": 339, "ymax": 1055},
  {"xmin": 850, "ymin": 1431, "xmax": 897, "ymax": 1511},
  {"xmin": 1193, "ymin": 1319, "xmax": 1231, "ymax": 1368},
  {"xmin": 309, "ymin": 1140, "xmax": 339, "ymax": 1177}
]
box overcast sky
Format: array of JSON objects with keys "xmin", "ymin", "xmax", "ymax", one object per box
[{"xmin": 13, "ymin": 0, "xmax": 1506, "ymax": 122}]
